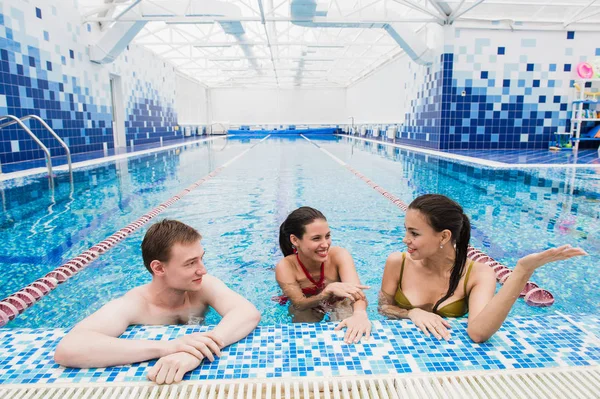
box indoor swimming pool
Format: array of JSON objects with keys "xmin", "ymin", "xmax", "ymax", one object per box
[
  {"xmin": 3, "ymin": 0, "xmax": 600, "ymax": 393},
  {"xmin": 0, "ymin": 133, "xmax": 599, "ymax": 388},
  {"xmin": 1, "ymin": 134, "xmax": 598, "ymax": 329}
]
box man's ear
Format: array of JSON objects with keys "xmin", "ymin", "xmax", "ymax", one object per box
[{"xmin": 150, "ymin": 260, "xmax": 166, "ymax": 276}]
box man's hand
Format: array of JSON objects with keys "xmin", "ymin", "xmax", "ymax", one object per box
[
  {"xmin": 165, "ymin": 332, "xmax": 224, "ymax": 361},
  {"xmin": 147, "ymin": 352, "xmax": 201, "ymax": 385}
]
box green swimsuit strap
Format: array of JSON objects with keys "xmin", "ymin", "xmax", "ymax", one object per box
[
  {"xmin": 463, "ymin": 260, "xmax": 475, "ymax": 293},
  {"xmin": 399, "ymin": 252, "xmax": 407, "ymax": 286}
]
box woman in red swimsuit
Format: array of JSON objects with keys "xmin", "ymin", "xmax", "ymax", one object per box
[{"xmin": 275, "ymin": 207, "xmax": 371, "ymax": 343}]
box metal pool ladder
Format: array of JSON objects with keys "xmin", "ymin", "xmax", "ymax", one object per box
[{"xmin": 0, "ymin": 115, "xmax": 72, "ymax": 186}]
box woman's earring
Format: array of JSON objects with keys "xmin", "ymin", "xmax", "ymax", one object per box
[
  {"xmin": 440, "ymin": 244, "xmax": 444, "ymax": 249},
  {"xmin": 292, "ymin": 245, "xmax": 297, "ymax": 254}
]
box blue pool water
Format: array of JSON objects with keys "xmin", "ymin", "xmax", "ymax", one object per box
[{"xmin": 1, "ymin": 135, "xmax": 598, "ymax": 328}]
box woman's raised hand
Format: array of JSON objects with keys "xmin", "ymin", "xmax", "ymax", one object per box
[{"xmin": 516, "ymin": 245, "xmax": 588, "ymax": 274}]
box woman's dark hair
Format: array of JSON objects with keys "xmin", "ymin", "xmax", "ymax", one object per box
[
  {"xmin": 279, "ymin": 207, "xmax": 327, "ymax": 256},
  {"xmin": 408, "ymin": 194, "xmax": 471, "ymax": 313}
]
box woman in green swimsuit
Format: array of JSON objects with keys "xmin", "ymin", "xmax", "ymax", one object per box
[{"xmin": 379, "ymin": 194, "xmax": 587, "ymax": 343}]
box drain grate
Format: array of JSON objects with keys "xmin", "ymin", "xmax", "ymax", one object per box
[{"xmin": 1, "ymin": 366, "xmax": 599, "ymax": 398}]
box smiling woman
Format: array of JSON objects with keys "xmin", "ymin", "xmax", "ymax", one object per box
[
  {"xmin": 378, "ymin": 194, "xmax": 588, "ymax": 343},
  {"xmin": 274, "ymin": 206, "xmax": 372, "ymax": 344}
]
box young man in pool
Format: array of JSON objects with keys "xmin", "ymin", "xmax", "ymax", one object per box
[{"xmin": 54, "ymin": 219, "xmax": 261, "ymax": 385}]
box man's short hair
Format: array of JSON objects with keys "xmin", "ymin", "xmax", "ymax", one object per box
[{"xmin": 141, "ymin": 220, "xmax": 202, "ymax": 274}]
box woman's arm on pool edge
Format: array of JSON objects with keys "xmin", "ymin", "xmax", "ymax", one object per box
[
  {"xmin": 332, "ymin": 247, "xmax": 371, "ymax": 343},
  {"xmin": 467, "ymin": 245, "xmax": 587, "ymax": 343}
]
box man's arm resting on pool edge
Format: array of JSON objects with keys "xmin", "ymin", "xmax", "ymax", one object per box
[
  {"xmin": 200, "ymin": 275, "xmax": 261, "ymax": 347},
  {"xmin": 53, "ymin": 296, "xmax": 208, "ymax": 368}
]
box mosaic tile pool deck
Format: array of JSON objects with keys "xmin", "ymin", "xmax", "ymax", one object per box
[
  {"xmin": 441, "ymin": 148, "xmax": 600, "ymax": 165},
  {"xmin": 0, "ymin": 135, "xmax": 214, "ymax": 174},
  {"xmin": 0, "ymin": 314, "xmax": 598, "ymax": 385},
  {"xmin": 344, "ymin": 135, "xmax": 600, "ymax": 166}
]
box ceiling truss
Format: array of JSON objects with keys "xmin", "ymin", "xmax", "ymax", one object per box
[{"xmin": 78, "ymin": 0, "xmax": 600, "ymax": 88}]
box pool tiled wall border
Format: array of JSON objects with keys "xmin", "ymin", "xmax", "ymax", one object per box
[{"xmin": 0, "ymin": 314, "xmax": 598, "ymax": 384}]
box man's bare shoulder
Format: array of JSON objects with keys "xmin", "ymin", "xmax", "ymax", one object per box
[
  {"xmin": 186, "ymin": 274, "xmax": 232, "ymax": 309},
  {"xmin": 70, "ymin": 285, "xmax": 150, "ymax": 333},
  {"xmin": 109, "ymin": 286, "xmax": 150, "ymax": 316},
  {"xmin": 190, "ymin": 274, "xmax": 223, "ymax": 298},
  {"xmin": 121, "ymin": 285, "xmax": 149, "ymax": 302},
  {"xmin": 192, "ymin": 274, "xmax": 245, "ymax": 300}
]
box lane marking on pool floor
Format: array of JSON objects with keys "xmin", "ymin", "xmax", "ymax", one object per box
[
  {"xmin": 0, "ymin": 135, "xmax": 271, "ymax": 327},
  {"xmin": 301, "ymin": 134, "xmax": 553, "ymax": 307}
]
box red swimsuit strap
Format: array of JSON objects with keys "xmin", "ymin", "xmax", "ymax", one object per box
[{"xmin": 296, "ymin": 253, "xmax": 325, "ymax": 289}]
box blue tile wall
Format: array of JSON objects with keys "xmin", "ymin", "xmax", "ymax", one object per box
[
  {"xmin": 0, "ymin": 4, "xmax": 113, "ymax": 164},
  {"xmin": 439, "ymin": 28, "xmax": 597, "ymax": 150},
  {"xmin": 378, "ymin": 28, "xmax": 598, "ymax": 151},
  {"xmin": 398, "ymin": 56, "xmax": 444, "ymax": 150},
  {"xmin": 0, "ymin": 0, "xmax": 179, "ymax": 167},
  {"xmin": 125, "ymin": 88, "xmax": 178, "ymax": 146}
]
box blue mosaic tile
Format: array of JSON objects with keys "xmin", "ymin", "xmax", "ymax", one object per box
[
  {"xmin": 568, "ymin": 314, "xmax": 600, "ymax": 340},
  {"xmin": 0, "ymin": 1, "xmax": 181, "ymax": 167},
  {"xmin": 0, "ymin": 315, "xmax": 598, "ymax": 384}
]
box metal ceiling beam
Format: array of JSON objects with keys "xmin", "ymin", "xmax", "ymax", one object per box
[
  {"xmin": 257, "ymin": 0, "xmax": 280, "ymax": 85},
  {"xmin": 455, "ymin": 17, "xmax": 600, "ymax": 29},
  {"xmin": 447, "ymin": 0, "xmax": 466, "ymax": 21},
  {"xmin": 442, "ymin": 0, "xmax": 594, "ymax": 6},
  {"xmin": 137, "ymin": 41, "xmax": 398, "ymax": 46},
  {"xmin": 204, "ymin": 56, "xmax": 386, "ymax": 60},
  {"xmin": 85, "ymin": 15, "xmax": 438, "ymax": 23},
  {"xmin": 108, "ymin": 0, "xmax": 600, "ymax": 88},
  {"xmin": 448, "ymin": 0, "xmax": 486, "ymax": 23},
  {"xmin": 564, "ymin": 0, "xmax": 600, "ymax": 26},
  {"xmin": 390, "ymin": 0, "xmax": 446, "ymax": 22},
  {"xmin": 427, "ymin": 0, "xmax": 451, "ymax": 17}
]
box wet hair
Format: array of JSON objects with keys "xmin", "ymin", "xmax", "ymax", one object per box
[
  {"xmin": 408, "ymin": 194, "xmax": 471, "ymax": 313},
  {"xmin": 279, "ymin": 207, "xmax": 327, "ymax": 256},
  {"xmin": 141, "ymin": 219, "xmax": 202, "ymax": 274}
]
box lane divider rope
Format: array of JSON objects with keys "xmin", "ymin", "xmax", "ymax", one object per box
[
  {"xmin": 0, "ymin": 135, "xmax": 271, "ymax": 327},
  {"xmin": 301, "ymin": 134, "xmax": 554, "ymax": 307}
]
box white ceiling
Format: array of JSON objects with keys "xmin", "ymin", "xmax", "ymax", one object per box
[{"xmin": 78, "ymin": 1, "xmax": 600, "ymax": 88}]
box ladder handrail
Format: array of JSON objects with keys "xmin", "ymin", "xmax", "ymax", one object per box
[
  {"xmin": 0, "ymin": 115, "xmax": 54, "ymax": 188},
  {"xmin": 209, "ymin": 122, "xmax": 228, "ymax": 135},
  {"xmin": 22, "ymin": 115, "xmax": 72, "ymax": 175}
]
